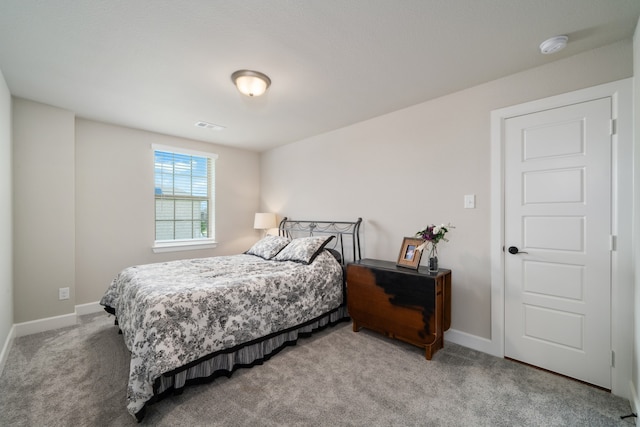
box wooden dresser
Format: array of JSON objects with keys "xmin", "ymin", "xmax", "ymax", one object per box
[{"xmin": 346, "ymin": 258, "xmax": 451, "ymax": 360}]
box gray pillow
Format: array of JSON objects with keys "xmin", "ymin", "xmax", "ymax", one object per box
[
  {"xmin": 273, "ymin": 235, "xmax": 335, "ymax": 264},
  {"xmin": 245, "ymin": 235, "xmax": 291, "ymax": 259}
]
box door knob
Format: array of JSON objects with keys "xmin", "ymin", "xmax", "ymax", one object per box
[{"xmin": 508, "ymin": 246, "xmax": 528, "ymax": 254}]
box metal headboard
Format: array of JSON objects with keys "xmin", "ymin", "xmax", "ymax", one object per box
[{"xmin": 278, "ymin": 217, "xmax": 362, "ymax": 265}]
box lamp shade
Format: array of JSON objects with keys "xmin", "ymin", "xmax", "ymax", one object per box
[
  {"xmin": 231, "ymin": 70, "xmax": 271, "ymax": 97},
  {"xmin": 254, "ymin": 212, "xmax": 277, "ymax": 230}
]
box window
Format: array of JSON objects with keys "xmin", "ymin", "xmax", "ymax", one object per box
[{"xmin": 153, "ymin": 145, "xmax": 217, "ymax": 252}]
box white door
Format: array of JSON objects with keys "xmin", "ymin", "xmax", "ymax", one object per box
[{"xmin": 504, "ymin": 97, "xmax": 612, "ymax": 389}]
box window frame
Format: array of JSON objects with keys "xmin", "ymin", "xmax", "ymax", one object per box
[{"xmin": 151, "ymin": 144, "xmax": 218, "ymax": 253}]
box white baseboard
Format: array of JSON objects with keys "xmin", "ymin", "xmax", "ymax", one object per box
[
  {"xmin": 445, "ymin": 328, "xmax": 499, "ymax": 357},
  {"xmin": 0, "ymin": 324, "xmax": 15, "ymax": 376},
  {"xmin": 13, "ymin": 312, "xmax": 77, "ymax": 338},
  {"xmin": 12, "ymin": 301, "xmax": 103, "ymax": 338},
  {"xmin": 76, "ymin": 301, "xmax": 103, "ymax": 316},
  {"xmin": 0, "ymin": 301, "xmax": 104, "ymax": 375}
]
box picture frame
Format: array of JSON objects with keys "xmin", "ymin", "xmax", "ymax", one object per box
[{"xmin": 396, "ymin": 237, "xmax": 424, "ymax": 269}]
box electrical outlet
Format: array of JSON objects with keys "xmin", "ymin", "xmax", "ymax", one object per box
[{"xmin": 59, "ymin": 287, "xmax": 70, "ymax": 300}]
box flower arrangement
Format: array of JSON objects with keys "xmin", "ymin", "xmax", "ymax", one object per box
[
  {"xmin": 416, "ymin": 224, "xmax": 452, "ymax": 247},
  {"xmin": 415, "ymin": 223, "xmax": 454, "ymax": 261}
]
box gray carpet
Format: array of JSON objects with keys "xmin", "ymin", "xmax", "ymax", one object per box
[{"xmin": 0, "ymin": 312, "xmax": 634, "ymax": 426}]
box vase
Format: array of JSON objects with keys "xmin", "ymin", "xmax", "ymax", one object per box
[{"xmin": 428, "ymin": 245, "xmax": 438, "ymax": 273}]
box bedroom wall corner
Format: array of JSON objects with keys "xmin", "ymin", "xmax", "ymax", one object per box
[
  {"xmin": 0, "ymin": 68, "xmax": 14, "ymax": 374},
  {"xmin": 12, "ymin": 98, "xmax": 76, "ymax": 324}
]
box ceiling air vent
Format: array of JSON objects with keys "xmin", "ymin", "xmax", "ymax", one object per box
[{"xmin": 195, "ymin": 121, "xmax": 225, "ymax": 131}]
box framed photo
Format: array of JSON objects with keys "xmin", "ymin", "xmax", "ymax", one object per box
[{"xmin": 396, "ymin": 237, "xmax": 424, "ymax": 269}]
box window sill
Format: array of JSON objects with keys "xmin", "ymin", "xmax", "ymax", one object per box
[{"xmin": 152, "ymin": 239, "xmax": 218, "ymax": 253}]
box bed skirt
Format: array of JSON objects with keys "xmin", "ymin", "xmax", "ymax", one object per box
[{"xmin": 131, "ymin": 304, "xmax": 350, "ymax": 421}]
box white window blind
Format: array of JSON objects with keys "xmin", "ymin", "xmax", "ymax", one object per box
[{"xmin": 153, "ymin": 145, "xmax": 217, "ymax": 244}]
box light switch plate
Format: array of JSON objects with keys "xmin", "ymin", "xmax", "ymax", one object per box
[{"xmin": 464, "ymin": 194, "xmax": 476, "ymax": 209}]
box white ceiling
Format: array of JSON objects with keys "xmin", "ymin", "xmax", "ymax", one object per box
[{"xmin": 1, "ymin": 1, "xmax": 639, "ymax": 152}]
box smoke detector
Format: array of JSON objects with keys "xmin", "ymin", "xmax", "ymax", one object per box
[{"xmin": 539, "ymin": 36, "xmax": 568, "ymax": 55}]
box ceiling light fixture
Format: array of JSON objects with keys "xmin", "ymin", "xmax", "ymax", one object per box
[
  {"xmin": 231, "ymin": 70, "xmax": 271, "ymax": 97},
  {"xmin": 539, "ymin": 35, "xmax": 568, "ymax": 55}
]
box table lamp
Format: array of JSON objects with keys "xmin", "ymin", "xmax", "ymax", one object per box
[{"xmin": 254, "ymin": 213, "xmax": 277, "ymax": 236}]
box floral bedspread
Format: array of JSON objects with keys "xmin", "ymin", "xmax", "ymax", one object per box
[{"xmin": 99, "ymin": 251, "xmax": 343, "ymax": 417}]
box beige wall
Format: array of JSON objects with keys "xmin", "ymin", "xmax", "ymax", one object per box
[
  {"xmin": 0, "ymin": 70, "xmax": 12, "ymax": 351},
  {"xmin": 260, "ymin": 40, "xmax": 634, "ymax": 339},
  {"xmin": 12, "ymin": 99, "xmax": 76, "ymax": 323},
  {"xmin": 74, "ymin": 119, "xmax": 261, "ymax": 305}
]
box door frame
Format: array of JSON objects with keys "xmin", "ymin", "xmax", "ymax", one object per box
[{"xmin": 489, "ymin": 79, "xmax": 633, "ymax": 399}]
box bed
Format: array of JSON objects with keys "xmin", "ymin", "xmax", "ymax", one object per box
[{"xmin": 100, "ymin": 217, "xmax": 362, "ymax": 421}]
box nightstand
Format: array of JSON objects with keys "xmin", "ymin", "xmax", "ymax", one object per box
[{"xmin": 346, "ymin": 258, "xmax": 451, "ymax": 360}]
